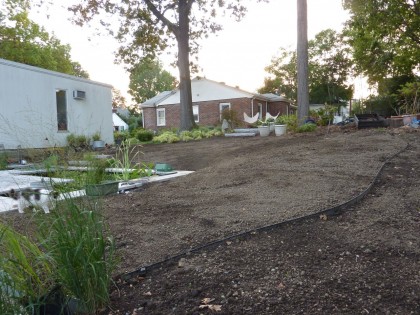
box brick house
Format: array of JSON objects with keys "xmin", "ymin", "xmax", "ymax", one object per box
[{"xmin": 140, "ymin": 77, "xmax": 295, "ymax": 130}]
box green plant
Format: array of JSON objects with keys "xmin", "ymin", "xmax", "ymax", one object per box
[
  {"xmin": 275, "ymin": 115, "xmax": 287, "ymax": 125},
  {"xmin": 221, "ymin": 109, "xmax": 241, "ymax": 129},
  {"xmin": 297, "ymin": 123, "xmax": 317, "ymax": 133},
  {"xmin": 114, "ymin": 130, "xmax": 128, "ymax": 142},
  {"xmin": 92, "ymin": 132, "xmax": 101, "ymax": 141},
  {"xmin": 277, "ymin": 114, "xmax": 298, "ymax": 132},
  {"xmin": 43, "ymin": 154, "xmax": 59, "ymax": 177},
  {"xmin": 179, "ymin": 130, "xmax": 194, "ymax": 142},
  {"xmin": 152, "ymin": 131, "xmax": 180, "ymax": 143},
  {"xmin": 0, "ymin": 152, "xmax": 8, "ymax": 170},
  {"xmin": 0, "ymin": 222, "xmax": 55, "ymax": 312},
  {"xmin": 66, "ymin": 134, "xmax": 90, "ymax": 151},
  {"xmin": 37, "ymin": 198, "xmax": 116, "ymax": 314},
  {"xmin": 136, "ymin": 129, "xmax": 154, "ymax": 142},
  {"xmin": 85, "ymin": 156, "xmax": 109, "ymax": 185},
  {"xmin": 111, "ymin": 139, "xmax": 143, "ymax": 181},
  {"xmin": 257, "ymin": 120, "xmax": 268, "ymax": 126}
]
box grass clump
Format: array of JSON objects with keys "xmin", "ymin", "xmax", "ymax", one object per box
[
  {"xmin": 38, "ymin": 198, "xmax": 116, "ymax": 314},
  {"xmin": 0, "ymin": 222, "xmax": 55, "ymax": 314}
]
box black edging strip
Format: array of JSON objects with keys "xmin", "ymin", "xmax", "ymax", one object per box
[{"xmin": 120, "ymin": 143, "xmax": 410, "ymax": 281}]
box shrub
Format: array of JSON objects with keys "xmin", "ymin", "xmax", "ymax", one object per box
[
  {"xmin": 221, "ymin": 109, "xmax": 241, "ymax": 129},
  {"xmin": 152, "ymin": 131, "xmax": 180, "ymax": 143},
  {"xmin": 66, "ymin": 134, "xmax": 90, "ymax": 151},
  {"xmin": 179, "ymin": 131, "xmax": 194, "ymax": 142},
  {"xmin": 278, "ymin": 114, "xmax": 298, "ymax": 132},
  {"xmin": 297, "ymin": 123, "xmax": 317, "ymax": 133},
  {"xmin": 136, "ymin": 129, "xmax": 154, "ymax": 142}
]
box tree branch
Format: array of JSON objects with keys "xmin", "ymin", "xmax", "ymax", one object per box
[{"xmin": 143, "ymin": 0, "xmax": 179, "ymax": 37}]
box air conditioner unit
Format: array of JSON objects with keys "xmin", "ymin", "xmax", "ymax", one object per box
[{"xmin": 73, "ymin": 90, "xmax": 86, "ymax": 100}]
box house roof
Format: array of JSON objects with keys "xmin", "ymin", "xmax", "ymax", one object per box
[
  {"xmin": 112, "ymin": 113, "xmax": 128, "ymax": 127},
  {"xmin": 0, "ymin": 58, "xmax": 113, "ymax": 88},
  {"xmin": 141, "ymin": 91, "xmax": 176, "ymax": 107},
  {"xmin": 140, "ymin": 77, "xmax": 287, "ymax": 108}
]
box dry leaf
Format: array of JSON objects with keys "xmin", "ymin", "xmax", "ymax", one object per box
[
  {"xmin": 319, "ymin": 214, "xmax": 327, "ymax": 221},
  {"xmin": 277, "ymin": 282, "xmax": 286, "ymax": 289},
  {"xmin": 199, "ymin": 304, "xmax": 222, "ymax": 312},
  {"xmin": 201, "ymin": 297, "xmax": 215, "ymax": 304}
]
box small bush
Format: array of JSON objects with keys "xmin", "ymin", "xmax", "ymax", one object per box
[
  {"xmin": 153, "ymin": 131, "xmax": 180, "ymax": 143},
  {"xmin": 179, "ymin": 131, "xmax": 194, "ymax": 142},
  {"xmin": 278, "ymin": 114, "xmax": 298, "ymax": 132},
  {"xmin": 136, "ymin": 129, "xmax": 154, "ymax": 142},
  {"xmin": 297, "ymin": 123, "xmax": 317, "ymax": 133},
  {"xmin": 67, "ymin": 134, "xmax": 90, "ymax": 151}
]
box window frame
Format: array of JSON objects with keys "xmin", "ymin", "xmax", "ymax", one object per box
[
  {"xmin": 193, "ymin": 104, "xmax": 199, "ymax": 123},
  {"xmin": 156, "ymin": 108, "xmax": 166, "ymax": 126},
  {"xmin": 219, "ymin": 102, "xmax": 231, "ymax": 121},
  {"xmin": 56, "ymin": 89, "xmax": 68, "ymax": 131}
]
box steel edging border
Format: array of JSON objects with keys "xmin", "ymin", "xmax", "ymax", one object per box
[{"xmin": 120, "ymin": 142, "xmax": 410, "ymax": 281}]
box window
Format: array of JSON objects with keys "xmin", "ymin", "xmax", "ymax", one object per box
[
  {"xmin": 193, "ymin": 105, "xmax": 199, "ymax": 123},
  {"xmin": 219, "ymin": 103, "xmax": 231, "ymax": 121},
  {"xmin": 157, "ymin": 108, "xmax": 166, "ymax": 126},
  {"xmin": 56, "ymin": 90, "xmax": 68, "ymax": 131}
]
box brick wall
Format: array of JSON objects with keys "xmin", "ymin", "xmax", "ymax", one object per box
[
  {"xmin": 268, "ymin": 101, "xmax": 292, "ymax": 116},
  {"xmin": 142, "ymin": 98, "xmax": 293, "ymax": 130}
]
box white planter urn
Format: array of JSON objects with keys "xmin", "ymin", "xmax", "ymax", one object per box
[
  {"xmin": 92, "ymin": 140, "xmax": 105, "ymax": 150},
  {"xmin": 258, "ymin": 126, "xmax": 270, "ymax": 137},
  {"xmin": 274, "ymin": 124, "xmax": 287, "ymax": 136}
]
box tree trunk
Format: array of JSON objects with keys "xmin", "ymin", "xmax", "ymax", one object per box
[
  {"xmin": 297, "ymin": 0, "xmax": 309, "ymax": 126},
  {"xmin": 177, "ymin": 0, "xmax": 195, "ymax": 131}
]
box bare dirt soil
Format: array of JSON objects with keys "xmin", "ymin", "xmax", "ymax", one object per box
[{"xmin": 3, "ymin": 127, "xmax": 420, "ymax": 314}]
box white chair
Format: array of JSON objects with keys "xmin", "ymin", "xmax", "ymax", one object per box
[
  {"xmin": 243, "ymin": 112, "xmax": 260, "ymax": 124},
  {"xmin": 265, "ymin": 112, "xmax": 280, "ymax": 121}
]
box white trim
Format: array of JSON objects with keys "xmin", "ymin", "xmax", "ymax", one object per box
[
  {"xmin": 193, "ymin": 105, "xmax": 199, "ymax": 123},
  {"xmin": 219, "ymin": 102, "xmax": 231, "ymax": 121},
  {"xmin": 156, "ymin": 108, "xmax": 166, "ymax": 126}
]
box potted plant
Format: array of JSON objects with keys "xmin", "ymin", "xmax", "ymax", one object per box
[
  {"xmin": 274, "ymin": 115, "xmax": 287, "ymax": 136},
  {"xmin": 91, "ymin": 132, "xmax": 105, "ymax": 150},
  {"xmin": 266, "ymin": 117, "xmax": 275, "ymax": 132},
  {"xmin": 257, "ymin": 120, "xmax": 270, "ymax": 137},
  {"xmin": 85, "ymin": 157, "xmax": 119, "ymax": 196},
  {"xmin": 113, "ymin": 131, "xmax": 128, "ymax": 146}
]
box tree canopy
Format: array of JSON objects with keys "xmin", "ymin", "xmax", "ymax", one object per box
[
  {"xmin": 343, "ymin": 0, "xmax": 420, "ymax": 84},
  {"xmin": 70, "ymin": 0, "xmax": 264, "ymax": 130},
  {"xmin": 0, "ymin": 1, "xmax": 89, "ymax": 78},
  {"xmin": 259, "ymin": 29, "xmax": 353, "ymax": 105},
  {"xmin": 128, "ymin": 57, "xmax": 178, "ymax": 104}
]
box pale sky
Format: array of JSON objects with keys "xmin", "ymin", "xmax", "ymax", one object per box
[{"xmin": 30, "ymin": 1, "xmax": 364, "ymax": 105}]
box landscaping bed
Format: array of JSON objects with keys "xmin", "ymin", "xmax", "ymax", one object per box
[{"xmin": 2, "ymin": 127, "xmax": 419, "ymax": 314}]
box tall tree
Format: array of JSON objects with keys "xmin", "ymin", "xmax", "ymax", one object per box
[
  {"xmin": 0, "ymin": 2, "xmax": 89, "ymax": 77},
  {"xmin": 259, "ymin": 29, "xmax": 353, "ymax": 105},
  {"xmin": 258, "ymin": 48, "xmax": 298, "ymax": 101},
  {"xmin": 112, "ymin": 88, "xmax": 127, "ymax": 109},
  {"xmin": 297, "ymin": 0, "xmax": 309, "ymax": 126},
  {"xmin": 343, "ymin": 0, "xmax": 420, "ymax": 84},
  {"xmin": 70, "ymin": 0, "xmax": 264, "ymax": 130},
  {"xmin": 128, "ymin": 57, "xmax": 178, "ymax": 104}
]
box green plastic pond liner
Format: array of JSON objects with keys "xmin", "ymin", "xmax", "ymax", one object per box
[
  {"xmin": 85, "ymin": 181, "xmax": 119, "ymax": 196},
  {"xmin": 154, "ymin": 163, "xmax": 173, "ymax": 173}
]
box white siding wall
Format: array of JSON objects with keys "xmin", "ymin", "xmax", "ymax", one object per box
[{"xmin": 0, "ymin": 59, "xmax": 113, "ymax": 149}]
